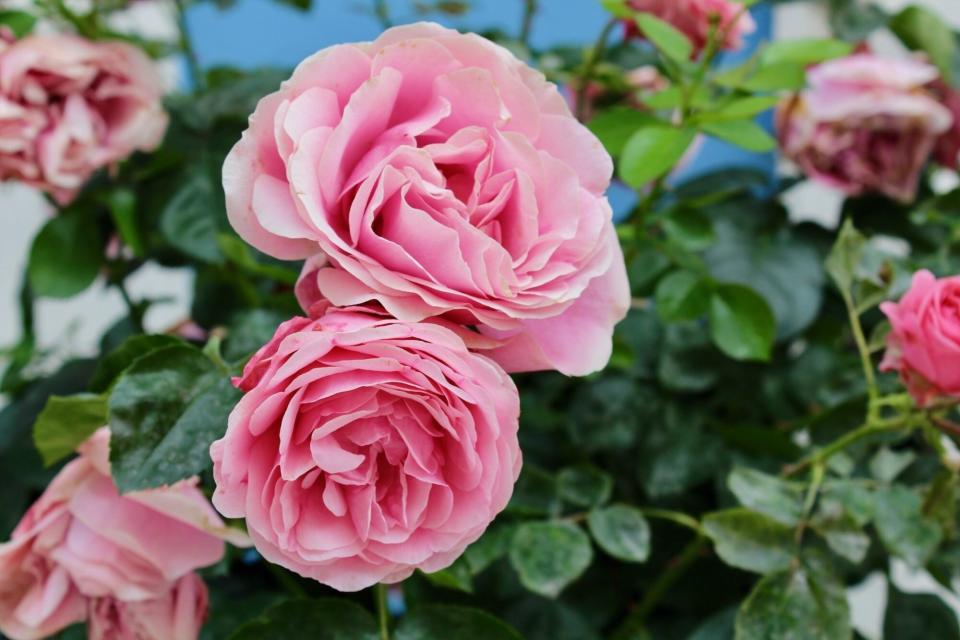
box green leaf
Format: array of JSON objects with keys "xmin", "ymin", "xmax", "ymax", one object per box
[
  {"xmin": 813, "ymin": 513, "xmax": 870, "ymax": 565},
  {"xmin": 0, "ymin": 10, "xmax": 37, "ymax": 37},
  {"xmin": 760, "ymin": 38, "xmax": 855, "ymax": 66},
  {"xmin": 655, "ymin": 271, "xmax": 711, "ymax": 322},
  {"xmin": 510, "ymin": 521, "xmax": 593, "ymax": 597},
  {"xmin": 728, "ymin": 467, "xmax": 804, "ymax": 526},
  {"xmin": 699, "ymin": 120, "xmax": 776, "ymax": 152},
  {"xmin": 636, "ymin": 13, "xmax": 694, "ymax": 62},
  {"xmin": 703, "ymin": 509, "xmax": 795, "ymax": 574},
  {"xmin": 619, "ymin": 126, "xmax": 696, "ymax": 188},
  {"xmin": 587, "ymin": 107, "xmax": 659, "ymax": 157},
  {"xmin": 33, "ymin": 394, "xmax": 106, "ymax": 467},
  {"xmin": 89, "ymin": 334, "xmax": 185, "ymax": 393},
  {"xmin": 222, "ymin": 309, "xmax": 289, "ymax": 362},
  {"xmin": 28, "ymin": 214, "xmax": 102, "ymax": 298},
  {"xmin": 227, "ymin": 599, "xmax": 378, "ymax": 640},
  {"xmin": 587, "ymin": 504, "xmax": 651, "ymax": 563},
  {"xmin": 825, "ymin": 219, "xmax": 865, "ymax": 296},
  {"xmin": 557, "ymin": 464, "xmax": 613, "ymax": 508},
  {"xmin": 735, "ymin": 568, "xmax": 851, "ymax": 640},
  {"xmin": 396, "ymin": 605, "xmax": 523, "ymax": 640},
  {"xmin": 709, "ymin": 285, "xmax": 776, "ymax": 361},
  {"xmin": 106, "ymin": 188, "xmax": 144, "ymax": 258},
  {"xmin": 662, "ymin": 208, "xmax": 715, "ymax": 252},
  {"xmin": 869, "ymin": 447, "xmax": 916, "ymax": 483},
  {"xmin": 688, "ymin": 607, "xmax": 737, "ymax": 640},
  {"xmin": 884, "ymin": 586, "xmax": 960, "ymax": 640},
  {"xmin": 713, "ymin": 61, "xmax": 806, "ymax": 92},
  {"xmin": 161, "ymin": 173, "xmax": 224, "ymax": 264},
  {"xmin": 108, "ymin": 345, "xmax": 242, "ymax": 492},
  {"xmin": 890, "ymin": 5, "xmax": 957, "ymax": 81},
  {"xmin": 218, "ymin": 235, "xmax": 299, "ymax": 285},
  {"xmin": 464, "ymin": 523, "xmax": 516, "ymax": 575},
  {"xmin": 599, "ymin": 0, "xmax": 631, "ymax": 19},
  {"xmin": 822, "ymin": 480, "xmax": 876, "ymax": 527},
  {"xmin": 873, "ymin": 484, "xmax": 943, "ymax": 566},
  {"xmin": 422, "ymin": 557, "xmax": 473, "ymax": 593},
  {"xmin": 697, "ymin": 96, "xmax": 781, "ymax": 122}
]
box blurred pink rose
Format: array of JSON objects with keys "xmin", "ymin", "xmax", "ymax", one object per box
[
  {"xmin": 931, "ymin": 79, "xmax": 960, "ymax": 169},
  {"xmin": 223, "ymin": 22, "xmax": 628, "ymax": 376},
  {"xmin": 210, "ymin": 305, "xmax": 521, "ymax": 591},
  {"xmin": 0, "ymin": 428, "xmax": 242, "ymax": 640},
  {"xmin": 0, "ymin": 34, "xmax": 167, "ymax": 204},
  {"xmin": 881, "ymin": 270, "xmax": 960, "ymax": 407},
  {"xmin": 625, "ymin": 0, "xmax": 756, "ymax": 54},
  {"xmin": 88, "ymin": 573, "xmax": 208, "ymax": 640},
  {"xmin": 777, "ymin": 54, "xmax": 953, "ymax": 203}
]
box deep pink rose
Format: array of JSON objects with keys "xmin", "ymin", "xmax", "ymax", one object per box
[
  {"xmin": 88, "ymin": 573, "xmax": 208, "ymax": 640},
  {"xmin": 0, "ymin": 428, "xmax": 243, "ymax": 640},
  {"xmin": 931, "ymin": 79, "xmax": 960, "ymax": 169},
  {"xmin": 881, "ymin": 270, "xmax": 960, "ymax": 407},
  {"xmin": 0, "ymin": 34, "xmax": 167, "ymax": 204},
  {"xmin": 625, "ymin": 0, "xmax": 756, "ymax": 54},
  {"xmin": 777, "ymin": 54, "xmax": 953, "ymax": 203},
  {"xmin": 223, "ymin": 22, "xmax": 629, "ymax": 377},
  {"xmin": 210, "ymin": 305, "xmax": 521, "ymax": 591}
]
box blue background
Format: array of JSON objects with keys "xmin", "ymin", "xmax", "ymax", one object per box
[{"xmin": 187, "ymin": 0, "xmax": 776, "ymax": 214}]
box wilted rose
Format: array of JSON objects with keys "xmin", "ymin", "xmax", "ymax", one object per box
[
  {"xmin": 777, "ymin": 54, "xmax": 953, "ymax": 203},
  {"xmin": 88, "ymin": 573, "xmax": 208, "ymax": 640},
  {"xmin": 223, "ymin": 22, "xmax": 629, "ymax": 377},
  {"xmin": 0, "ymin": 34, "xmax": 167, "ymax": 204},
  {"xmin": 210, "ymin": 305, "xmax": 521, "ymax": 591}
]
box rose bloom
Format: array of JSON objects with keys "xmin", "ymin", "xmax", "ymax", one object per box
[
  {"xmin": 777, "ymin": 54, "xmax": 953, "ymax": 203},
  {"xmin": 0, "ymin": 428, "xmax": 243, "ymax": 640},
  {"xmin": 0, "ymin": 34, "xmax": 167, "ymax": 204},
  {"xmin": 223, "ymin": 22, "xmax": 629, "ymax": 377},
  {"xmin": 881, "ymin": 270, "xmax": 960, "ymax": 407},
  {"xmin": 625, "ymin": 0, "xmax": 756, "ymax": 54},
  {"xmin": 210, "ymin": 304, "xmax": 521, "ymax": 592},
  {"xmin": 930, "ymin": 79, "xmax": 960, "ymax": 170},
  {"xmin": 87, "ymin": 573, "xmax": 207, "ymax": 640}
]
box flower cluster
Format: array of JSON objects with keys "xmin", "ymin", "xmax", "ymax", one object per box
[
  {"xmin": 213, "ymin": 20, "xmax": 629, "ymax": 591},
  {"xmin": 0, "ymin": 429, "xmax": 245, "ymax": 640},
  {"xmin": 0, "ymin": 33, "xmax": 166, "ymax": 204}
]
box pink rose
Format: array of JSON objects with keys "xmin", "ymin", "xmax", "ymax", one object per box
[
  {"xmin": 0, "ymin": 428, "xmax": 242, "ymax": 640},
  {"xmin": 88, "ymin": 573, "xmax": 208, "ymax": 640},
  {"xmin": 0, "ymin": 34, "xmax": 167, "ymax": 204},
  {"xmin": 222, "ymin": 22, "xmax": 629, "ymax": 377},
  {"xmin": 777, "ymin": 54, "xmax": 953, "ymax": 203},
  {"xmin": 930, "ymin": 79, "xmax": 960, "ymax": 169},
  {"xmin": 210, "ymin": 305, "xmax": 521, "ymax": 591},
  {"xmin": 880, "ymin": 270, "xmax": 960, "ymax": 407},
  {"xmin": 625, "ymin": 0, "xmax": 756, "ymax": 54}
]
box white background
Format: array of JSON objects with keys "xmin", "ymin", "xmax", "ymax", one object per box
[{"xmin": 1, "ymin": 2, "xmax": 960, "ymax": 638}]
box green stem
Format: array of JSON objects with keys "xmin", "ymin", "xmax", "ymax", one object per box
[
  {"xmin": 844, "ymin": 290, "xmax": 879, "ymax": 419},
  {"xmin": 520, "ymin": 0, "xmax": 538, "ymax": 48},
  {"xmin": 575, "ymin": 18, "xmax": 618, "ymax": 121},
  {"xmin": 794, "ymin": 462, "xmax": 824, "ymax": 544},
  {"xmin": 783, "ymin": 417, "xmax": 907, "ymax": 477},
  {"xmin": 640, "ymin": 508, "xmax": 702, "ymax": 533},
  {"xmin": 174, "ymin": 0, "xmax": 205, "ymax": 91},
  {"xmin": 615, "ymin": 536, "xmax": 706, "ymax": 636},
  {"xmin": 114, "ymin": 280, "xmax": 144, "ymax": 334},
  {"xmin": 376, "ymin": 583, "xmax": 390, "ymax": 640}
]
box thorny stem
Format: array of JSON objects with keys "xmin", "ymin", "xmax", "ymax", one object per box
[
  {"xmin": 174, "ymin": 0, "xmax": 205, "ymax": 91},
  {"xmin": 575, "ymin": 18, "xmax": 618, "ymax": 121}
]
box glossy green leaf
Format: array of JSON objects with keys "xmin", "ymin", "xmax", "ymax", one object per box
[
  {"xmin": 33, "ymin": 394, "xmax": 106, "ymax": 467},
  {"xmin": 422, "ymin": 557, "xmax": 473, "ymax": 593},
  {"xmin": 557, "ymin": 464, "xmax": 613, "ymax": 508},
  {"xmin": 814, "ymin": 513, "xmax": 870, "ymax": 565},
  {"xmin": 655, "ymin": 271, "xmax": 711, "ymax": 322},
  {"xmin": 89, "ymin": 335, "xmax": 185, "ymax": 393},
  {"xmin": 709, "ymin": 285, "xmax": 776, "ymax": 361},
  {"xmin": 662, "ymin": 208, "xmax": 715, "ymax": 252},
  {"xmin": 587, "ymin": 504, "xmax": 651, "ymax": 563},
  {"xmin": 510, "ymin": 521, "xmax": 593, "ymax": 597},
  {"xmin": 735, "ymin": 568, "xmax": 851, "ymax": 640},
  {"xmin": 161, "ymin": 173, "xmax": 224, "ymax": 264},
  {"xmin": 0, "ymin": 10, "xmax": 36, "ymax": 36},
  {"xmin": 869, "ymin": 447, "xmax": 916, "ymax": 483},
  {"xmin": 890, "ymin": 5, "xmax": 957, "ymax": 81},
  {"xmin": 228, "ymin": 599, "xmax": 378, "ymax": 640},
  {"xmin": 396, "ymin": 605, "xmax": 523, "ymax": 640},
  {"xmin": 619, "ymin": 126, "xmax": 696, "ymax": 188},
  {"xmin": 825, "ymin": 220, "xmax": 865, "ymax": 295},
  {"xmin": 728, "ymin": 467, "xmax": 804, "ymax": 526},
  {"xmin": 759, "ymin": 38, "xmax": 854, "ymax": 66},
  {"xmin": 703, "ymin": 509, "xmax": 795, "ymax": 574},
  {"xmin": 108, "ymin": 345, "xmax": 242, "ymax": 492},
  {"xmin": 700, "ymin": 120, "xmax": 777, "ymax": 152},
  {"xmin": 636, "ymin": 13, "xmax": 693, "ymax": 62},
  {"xmin": 28, "ymin": 214, "xmax": 102, "ymax": 298},
  {"xmin": 884, "ymin": 586, "xmax": 960, "ymax": 640},
  {"xmin": 873, "ymin": 484, "xmax": 943, "ymax": 566},
  {"xmin": 587, "ymin": 107, "xmax": 659, "ymax": 157}
]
